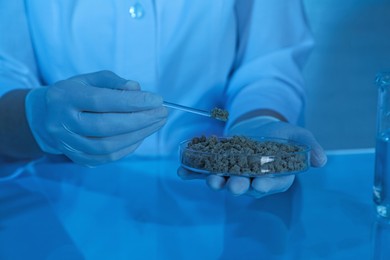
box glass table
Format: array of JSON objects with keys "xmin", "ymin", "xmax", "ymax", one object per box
[{"xmin": 0, "ymin": 150, "xmax": 389, "ymax": 260}]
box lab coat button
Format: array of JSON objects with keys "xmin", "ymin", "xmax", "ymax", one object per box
[{"xmin": 129, "ymin": 3, "xmax": 144, "ymax": 19}]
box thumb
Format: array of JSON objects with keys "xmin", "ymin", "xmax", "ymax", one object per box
[
  {"xmin": 310, "ymin": 143, "xmax": 327, "ymax": 167},
  {"xmin": 70, "ymin": 70, "xmax": 141, "ymax": 91}
]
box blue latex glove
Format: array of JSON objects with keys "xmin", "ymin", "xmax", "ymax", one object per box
[
  {"xmin": 25, "ymin": 71, "xmax": 167, "ymax": 166},
  {"xmin": 178, "ymin": 117, "xmax": 327, "ymax": 198}
]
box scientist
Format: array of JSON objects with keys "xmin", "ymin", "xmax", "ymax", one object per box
[{"xmin": 0, "ymin": 0, "xmax": 327, "ymax": 197}]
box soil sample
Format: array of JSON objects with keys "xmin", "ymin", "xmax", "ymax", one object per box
[
  {"xmin": 181, "ymin": 135, "xmax": 309, "ymax": 176},
  {"xmin": 210, "ymin": 108, "xmax": 229, "ymax": 121}
]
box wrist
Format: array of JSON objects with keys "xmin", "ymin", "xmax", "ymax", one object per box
[
  {"xmin": 25, "ymin": 87, "xmax": 61, "ymax": 154},
  {"xmin": 0, "ymin": 89, "xmax": 44, "ymax": 159}
]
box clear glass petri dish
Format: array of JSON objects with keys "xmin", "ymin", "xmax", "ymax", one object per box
[{"xmin": 179, "ymin": 136, "xmax": 311, "ymax": 177}]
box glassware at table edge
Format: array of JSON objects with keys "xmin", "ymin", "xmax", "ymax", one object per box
[
  {"xmin": 374, "ymin": 71, "xmax": 390, "ymax": 219},
  {"xmin": 179, "ymin": 136, "xmax": 311, "ymax": 178}
]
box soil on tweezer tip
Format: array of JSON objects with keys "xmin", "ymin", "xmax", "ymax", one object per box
[{"xmin": 210, "ymin": 108, "xmax": 229, "ymax": 121}]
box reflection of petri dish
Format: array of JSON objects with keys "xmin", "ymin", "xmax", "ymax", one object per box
[{"xmin": 179, "ymin": 136, "xmax": 311, "ymax": 177}]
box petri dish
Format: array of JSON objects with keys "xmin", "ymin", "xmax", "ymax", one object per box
[{"xmin": 179, "ymin": 135, "xmax": 311, "ymax": 177}]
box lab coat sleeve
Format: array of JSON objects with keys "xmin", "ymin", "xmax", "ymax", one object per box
[
  {"xmin": 225, "ymin": 0, "xmax": 314, "ymax": 129},
  {"xmin": 0, "ymin": 1, "xmax": 41, "ymax": 176},
  {"xmin": 0, "ymin": 0, "xmax": 41, "ymax": 97}
]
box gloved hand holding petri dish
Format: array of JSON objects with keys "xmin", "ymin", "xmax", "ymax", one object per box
[{"xmin": 178, "ymin": 116, "xmax": 327, "ymax": 198}]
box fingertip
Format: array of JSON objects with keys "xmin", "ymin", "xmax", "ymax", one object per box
[
  {"xmin": 206, "ymin": 175, "xmax": 226, "ymax": 190},
  {"xmin": 126, "ymin": 92, "xmax": 164, "ymax": 110},
  {"xmin": 158, "ymin": 106, "xmax": 169, "ymax": 118},
  {"xmin": 124, "ymin": 80, "xmax": 141, "ymax": 91},
  {"xmin": 227, "ymin": 176, "xmax": 250, "ymax": 196},
  {"xmin": 73, "ymin": 70, "xmax": 133, "ymax": 90},
  {"xmin": 311, "ymin": 149, "xmax": 328, "ymax": 167},
  {"xmin": 177, "ymin": 167, "xmax": 190, "ymax": 180},
  {"xmin": 150, "ymin": 93, "xmax": 163, "ymax": 107},
  {"xmin": 251, "ymin": 175, "xmax": 294, "ymax": 194},
  {"xmin": 138, "ymin": 92, "xmax": 163, "ymax": 108}
]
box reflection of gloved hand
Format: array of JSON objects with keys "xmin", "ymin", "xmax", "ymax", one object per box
[
  {"xmin": 25, "ymin": 71, "xmax": 167, "ymax": 166},
  {"xmin": 178, "ymin": 116, "xmax": 327, "ymax": 198}
]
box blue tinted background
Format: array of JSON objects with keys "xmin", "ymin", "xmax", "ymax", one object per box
[{"xmin": 303, "ymin": 0, "xmax": 390, "ymax": 150}]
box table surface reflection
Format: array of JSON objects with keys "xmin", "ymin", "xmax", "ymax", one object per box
[{"xmin": 1, "ymin": 150, "xmax": 389, "ymax": 260}]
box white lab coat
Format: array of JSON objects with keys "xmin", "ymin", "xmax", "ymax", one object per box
[{"xmin": 0, "ymin": 0, "xmax": 313, "ymax": 157}]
